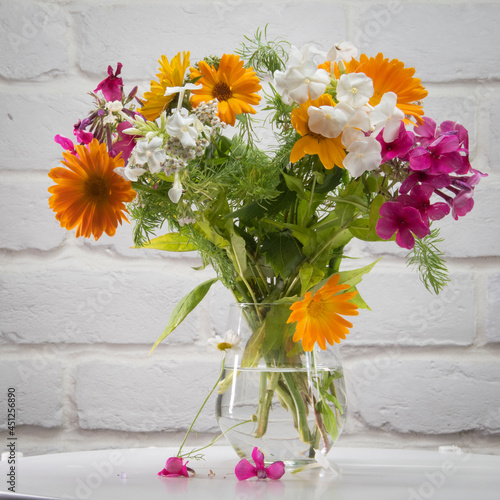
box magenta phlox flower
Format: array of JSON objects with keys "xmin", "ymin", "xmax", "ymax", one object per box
[
  {"xmin": 437, "ymin": 120, "xmax": 471, "ymax": 174},
  {"xmin": 235, "ymin": 447, "xmax": 285, "ymax": 481},
  {"xmin": 377, "ymin": 122, "xmax": 414, "ymax": 162},
  {"xmin": 413, "ymin": 116, "xmax": 437, "ymax": 146},
  {"xmin": 376, "ymin": 201, "xmax": 430, "ymax": 249},
  {"xmin": 109, "ymin": 121, "xmax": 138, "ymax": 162},
  {"xmin": 398, "ymin": 184, "xmax": 450, "ymax": 224},
  {"xmin": 73, "ymin": 118, "xmax": 93, "ymax": 145},
  {"xmin": 158, "ymin": 457, "xmax": 190, "ymax": 478},
  {"xmin": 94, "ymin": 63, "xmax": 124, "ymax": 102},
  {"xmin": 400, "ymin": 170, "xmax": 451, "ymax": 195},
  {"xmin": 54, "ymin": 134, "xmax": 76, "ymax": 155},
  {"xmin": 409, "ymin": 134, "xmax": 463, "ymax": 174}
]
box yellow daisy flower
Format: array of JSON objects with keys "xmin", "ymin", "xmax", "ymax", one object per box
[{"xmin": 140, "ymin": 51, "xmax": 191, "ymax": 121}]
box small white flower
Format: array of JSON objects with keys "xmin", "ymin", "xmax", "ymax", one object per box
[
  {"xmin": 336, "ymin": 73, "xmax": 374, "ymax": 108},
  {"xmin": 134, "ymin": 136, "xmax": 166, "ymax": 173},
  {"xmin": 307, "ymin": 102, "xmax": 354, "ymax": 138},
  {"xmin": 326, "ymin": 41, "xmax": 358, "ymax": 63},
  {"xmin": 166, "ymin": 109, "xmax": 201, "ymax": 149},
  {"xmin": 343, "ymin": 136, "xmax": 382, "ymax": 177},
  {"xmin": 369, "ymin": 91, "xmax": 405, "ymax": 142},
  {"xmin": 113, "ymin": 165, "xmax": 147, "ymax": 182},
  {"xmin": 274, "ymin": 45, "xmax": 330, "ymax": 105},
  {"xmin": 207, "ymin": 330, "xmax": 241, "ymax": 352},
  {"xmin": 102, "ymin": 100, "xmax": 127, "ymax": 124},
  {"xmin": 168, "ymin": 171, "xmax": 183, "ymax": 204}
]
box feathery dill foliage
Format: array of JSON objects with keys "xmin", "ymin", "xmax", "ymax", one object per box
[
  {"xmin": 263, "ymin": 85, "xmax": 295, "ymax": 140},
  {"xmin": 406, "ymin": 228, "xmax": 450, "ymax": 294},
  {"xmin": 129, "ymin": 180, "xmax": 179, "ymax": 247},
  {"xmin": 236, "ymin": 26, "xmax": 290, "ymax": 76}
]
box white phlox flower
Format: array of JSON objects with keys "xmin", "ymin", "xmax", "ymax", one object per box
[
  {"xmin": 336, "ymin": 73, "xmax": 374, "ymax": 108},
  {"xmin": 343, "ymin": 136, "xmax": 382, "ymax": 177},
  {"xmin": 168, "ymin": 171, "xmax": 183, "ymax": 204},
  {"xmin": 133, "ymin": 136, "xmax": 166, "ymax": 173},
  {"xmin": 307, "ymin": 102, "xmax": 354, "ymax": 138},
  {"xmin": 369, "ymin": 91, "xmax": 405, "ymax": 142},
  {"xmin": 341, "ymin": 107, "xmax": 372, "ymax": 148},
  {"xmin": 102, "ymin": 100, "xmax": 128, "ymax": 124},
  {"xmin": 274, "ymin": 45, "xmax": 330, "ymax": 104},
  {"xmin": 165, "ymin": 83, "xmax": 202, "ymax": 112},
  {"xmin": 113, "ymin": 165, "xmax": 147, "ymax": 182},
  {"xmin": 326, "ymin": 41, "xmax": 358, "ymax": 64},
  {"xmin": 207, "ymin": 329, "xmax": 241, "ymax": 352},
  {"xmin": 166, "ymin": 109, "xmax": 201, "ymax": 149}
]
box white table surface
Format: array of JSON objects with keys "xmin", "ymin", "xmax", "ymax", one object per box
[{"xmin": 1, "ymin": 445, "xmax": 499, "ymax": 500}]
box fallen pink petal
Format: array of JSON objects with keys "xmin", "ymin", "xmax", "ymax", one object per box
[
  {"xmin": 158, "ymin": 456, "xmax": 190, "ymax": 478},
  {"xmin": 235, "ymin": 447, "xmax": 285, "ymax": 481}
]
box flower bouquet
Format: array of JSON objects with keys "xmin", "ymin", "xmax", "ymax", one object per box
[{"xmin": 48, "ymin": 28, "xmax": 484, "ymax": 466}]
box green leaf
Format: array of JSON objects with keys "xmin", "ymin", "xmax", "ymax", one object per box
[
  {"xmin": 262, "ymin": 304, "xmax": 294, "ymax": 357},
  {"xmin": 139, "ymin": 232, "xmax": 197, "ymax": 252},
  {"xmin": 194, "ymin": 221, "xmax": 229, "ymax": 248},
  {"xmin": 336, "ymin": 259, "xmax": 380, "ymax": 289},
  {"xmin": 261, "ymin": 231, "xmax": 304, "ymax": 278},
  {"xmin": 283, "ymin": 172, "xmax": 308, "ymax": 200},
  {"xmin": 313, "ymin": 167, "xmax": 343, "ymax": 194},
  {"xmin": 317, "ymin": 400, "xmax": 339, "ymax": 441},
  {"xmin": 229, "ymin": 229, "xmax": 248, "ymax": 275},
  {"xmin": 149, "ymin": 278, "xmax": 218, "ymax": 355},
  {"xmin": 299, "ymin": 263, "xmax": 324, "ymax": 295}
]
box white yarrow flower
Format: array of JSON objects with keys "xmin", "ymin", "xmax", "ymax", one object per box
[{"xmin": 336, "ymin": 73, "xmax": 374, "ymax": 108}]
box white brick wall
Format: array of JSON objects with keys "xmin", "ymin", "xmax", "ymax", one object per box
[{"xmin": 1, "ymin": 0, "xmax": 499, "ymax": 457}]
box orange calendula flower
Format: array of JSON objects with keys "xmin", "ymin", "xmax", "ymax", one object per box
[
  {"xmin": 334, "ymin": 53, "xmax": 428, "ymax": 124},
  {"xmin": 290, "ymin": 94, "xmax": 346, "ymax": 169},
  {"xmin": 48, "ymin": 139, "xmax": 136, "ymax": 241},
  {"xmin": 190, "ymin": 54, "xmax": 261, "ymax": 126},
  {"xmin": 140, "ymin": 52, "xmax": 191, "ymax": 121},
  {"xmin": 287, "ymin": 274, "xmax": 359, "ymax": 351}
]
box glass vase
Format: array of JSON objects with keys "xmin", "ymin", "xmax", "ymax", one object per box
[{"xmin": 215, "ymin": 302, "xmax": 348, "ymax": 466}]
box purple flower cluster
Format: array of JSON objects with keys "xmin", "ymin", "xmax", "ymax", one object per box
[
  {"xmin": 376, "ymin": 117, "xmax": 486, "ymax": 249},
  {"xmin": 54, "ymin": 63, "xmax": 140, "ymax": 163}
]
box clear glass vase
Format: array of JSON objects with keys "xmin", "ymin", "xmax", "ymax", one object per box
[{"xmin": 215, "ymin": 302, "xmax": 348, "ymax": 466}]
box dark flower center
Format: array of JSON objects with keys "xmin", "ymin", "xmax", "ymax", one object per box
[
  {"xmin": 85, "ymin": 176, "xmax": 109, "ymax": 202},
  {"xmin": 212, "ymin": 82, "xmax": 233, "ymax": 101}
]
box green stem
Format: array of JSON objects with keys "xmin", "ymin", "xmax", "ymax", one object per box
[
  {"xmin": 282, "ymin": 372, "xmax": 311, "ymax": 444},
  {"xmin": 179, "ymin": 418, "xmax": 254, "ymax": 459},
  {"xmin": 255, "ymin": 370, "xmax": 281, "ymax": 437},
  {"xmin": 177, "ymin": 357, "xmax": 226, "ymax": 458}
]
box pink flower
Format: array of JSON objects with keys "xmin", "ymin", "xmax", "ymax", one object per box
[
  {"xmin": 398, "ymin": 184, "xmax": 450, "ymax": 224},
  {"xmin": 377, "ymin": 122, "xmax": 414, "ymax": 162},
  {"xmin": 94, "ymin": 63, "xmax": 124, "ymax": 102},
  {"xmin": 54, "ymin": 134, "xmax": 76, "ymax": 155},
  {"xmin": 73, "ymin": 118, "xmax": 93, "ymax": 145},
  {"xmin": 235, "ymin": 447, "xmax": 285, "ymax": 481},
  {"xmin": 157, "ymin": 457, "xmax": 190, "ymax": 478},
  {"xmin": 109, "ymin": 121, "xmax": 139, "ymax": 163},
  {"xmin": 376, "ymin": 201, "xmax": 430, "ymax": 249}
]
